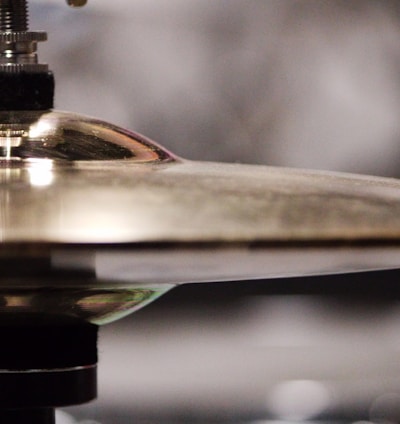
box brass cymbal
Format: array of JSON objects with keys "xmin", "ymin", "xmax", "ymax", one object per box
[
  {"xmin": 2, "ymin": 110, "xmax": 400, "ymax": 246},
  {"xmin": 0, "ymin": 109, "xmax": 400, "ymax": 323}
]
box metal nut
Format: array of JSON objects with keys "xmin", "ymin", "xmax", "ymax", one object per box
[{"xmin": 0, "ymin": 31, "xmax": 47, "ymax": 43}]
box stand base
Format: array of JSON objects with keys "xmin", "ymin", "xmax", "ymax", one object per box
[
  {"xmin": 0, "ymin": 408, "xmax": 55, "ymax": 424},
  {"xmin": 0, "ymin": 319, "xmax": 98, "ymax": 423},
  {"xmin": 0, "ymin": 366, "xmax": 97, "ymax": 408}
]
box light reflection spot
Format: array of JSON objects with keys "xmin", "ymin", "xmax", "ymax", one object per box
[
  {"xmin": 27, "ymin": 166, "xmax": 54, "ymax": 187},
  {"xmin": 266, "ymin": 380, "xmax": 331, "ymax": 421}
]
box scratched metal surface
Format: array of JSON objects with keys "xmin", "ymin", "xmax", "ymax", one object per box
[
  {"xmin": 2, "ymin": 111, "xmax": 400, "ymax": 245},
  {"xmin": 0, "ymin": 111, "xmax": 399, "ymax": 284}
]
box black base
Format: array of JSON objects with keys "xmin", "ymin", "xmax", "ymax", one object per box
[
  {"xmin": 0, "ymin": 318, "xmax": 98, "ymax": 370},
  {"xmin": 0, "ymin": 408, "xmax": 55, "ymax": 424},
  {"xmin": 0, "ymin": 366, "xmax": 97, "ymax": 408},
  {"xmin": 0, "ymin": 71, "xmax": 54, "ymax": 110},
  {"xmin": 0, "ymin": 319, "xmax": 98, "ymax": 423}
]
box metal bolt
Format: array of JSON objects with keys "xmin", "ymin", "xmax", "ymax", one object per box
[
  {"xmin": 0, "ymin": 0, "xmax": 48, "ymax": 73},
  {"xmin": 0, "ymin": 0, "xmax": 28, "ymax": 32},
  {"xmin": 0, "ymin": 0, "xmax": 88, "ymax": 73}
]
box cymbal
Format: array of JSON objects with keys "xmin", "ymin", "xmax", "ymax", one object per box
[{"xmin": 1, "ymin": 109, "xmax": 400, "ymax": 323}]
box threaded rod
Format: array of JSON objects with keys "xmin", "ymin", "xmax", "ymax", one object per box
[{"xmin": 0, "ymin": 0, "xmax": 28, "ymax": 32}]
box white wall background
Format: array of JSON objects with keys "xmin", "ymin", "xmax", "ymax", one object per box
[{"xmin": 32, "ymin": 0, "xmax": 400, "ymax": 174}]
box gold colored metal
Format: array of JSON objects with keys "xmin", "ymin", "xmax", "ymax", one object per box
[
  {"xmin": 66, "ymin": 0, "xmax": 87, "ymax": 7},
  {"xmin": 1, "ymin": 110, "xmax": 400, "ymax": 323}
]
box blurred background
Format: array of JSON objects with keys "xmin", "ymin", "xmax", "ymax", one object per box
[
  {"xmin": 34, "ymin": 0, "xmax": 400, "ymax": 175},
  {"xmin": 28, "ymin": 1, "xmax": 400, "ymax": 423}
]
